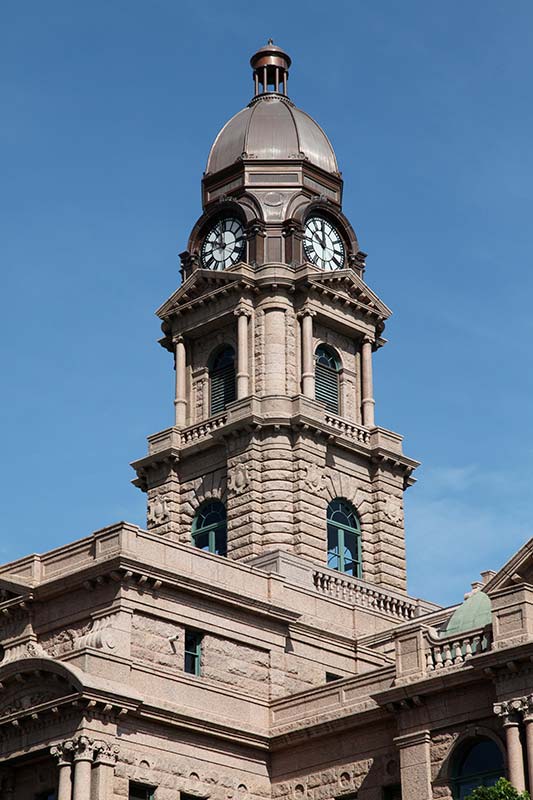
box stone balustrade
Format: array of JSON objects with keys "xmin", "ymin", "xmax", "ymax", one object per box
[
  {"xmin": 425, "ymin": 626, "xmax": 491, "ymax": 671},
  {"xmin": 324, "ymin": 414, "xmax": 370, "ymax": 444},
  {"xmin": 313, "ymin": 569, "xmax": 419, "ymax": 621},
  {"xmin": 180, "ymin": 414, "xmax": 228, "ymax": 445}
]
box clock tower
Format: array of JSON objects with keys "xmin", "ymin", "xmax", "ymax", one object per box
[{"xmin": 132, "ymin": 42, "xmax": 418, "ymax": 593}]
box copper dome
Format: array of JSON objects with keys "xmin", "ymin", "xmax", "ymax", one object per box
[
  {"xmin": 206, "ymin": 96, "xmax": 339, "ymax": 176},
  {"xmin": 206, "ymin": 43, "xmax": 339, "ymax": 177}
]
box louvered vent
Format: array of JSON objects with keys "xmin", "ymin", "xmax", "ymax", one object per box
[
  {"xmin": 210, "ymin": 362, "xmax": 236, "ymax": 414},
  {"xmin": 315, "ymin": 363, "xmax": 339, "ymax": 413}
]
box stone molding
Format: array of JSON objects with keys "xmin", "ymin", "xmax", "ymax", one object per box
[{"xmin": 393, "ymin": 729, "xmax": 431, "ymax": 749}]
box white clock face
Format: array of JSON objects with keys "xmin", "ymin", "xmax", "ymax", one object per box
[
  {"xmin": 303, "ymin": 216, "xmax": 345, "ymax": 270},
  {"xmin": 201, "ymin": 217, "xmax": 245, "ymax": 270}
]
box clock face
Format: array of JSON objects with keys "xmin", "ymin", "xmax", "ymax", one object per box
[
  {"xmin": 201, "ymin": 217, "xmax": 245, "ymax": 270},
  {"xmin": 303, "ymin": 216, "xmax": 345, "ymax": 270}
]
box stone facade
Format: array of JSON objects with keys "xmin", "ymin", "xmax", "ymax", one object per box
[{"xmin": 1, "ymin": 41, "xmax": 533, "ymax": 800}]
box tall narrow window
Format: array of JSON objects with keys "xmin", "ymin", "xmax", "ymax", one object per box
[
  {"xmin": 315, "ymin": 344, "xmax": 341, "ymax": 414},
  {"xmin": 184, "ymin": 629, "xmax": 203, "ymax": 676},
  {"xmin": 209, "ymin": 345, "xmax": 236, "ymax": 415},
  {"xmin": 129, "ymin": 783, "xmax": 156, "ymax": 800},
  {"xmin": 327, "ymin": 499, "xmax": 362, "ymax": 577},
  {"xmin": 192, "ymin": 500, "xmax": 227, "ymax": 556}
]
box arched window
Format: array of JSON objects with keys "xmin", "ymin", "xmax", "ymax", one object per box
[
  {"xmin": 315, "ymin": 344, "xmax": 341, "ymax": 414},
  {"xmin": 192, "ymin": 500, "xmax": 227, "ymax": 556},
  {"xmin": 326, "ymin": 499, "xmax": 362, "ymax": 577},
  {"xmin": 209, "ymin": 345, "xmax": 236, "ymax": 415},
  {"xmin": 451, "ymin": 737, "xmax": 505, "ymax": 799}
]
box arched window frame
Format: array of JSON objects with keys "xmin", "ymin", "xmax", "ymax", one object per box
[
  {"xmin": 192, "ymin": 500, "xmax": 227, "ymax": 557},
  {"xmin": 209, "ymin": 344, "xmax": 236, "ymax": 416},
  {"xmin": 315, "ymin": 344, "xmax": 341, "ymax": 415},
  {"xmin": 449, "ymin": 736, "xmax": 506, "ymax": 799},
  {"xmin": 326, "ymin": 498, "xmax": 362, "ymax": 578}
]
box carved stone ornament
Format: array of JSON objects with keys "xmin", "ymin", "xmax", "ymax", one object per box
[
  {"xmin": 263, "ymin": 191, "xmax": 283, "ymax": 207},
  {"xmin": 94, "ymin": 739, "xmax": 120, "ymax": 766},
  {"xmin": 304, "ymin": 464, "xmax": 326, "ymax": 494},
  {"xmin": 148, "ymin": 494, "xmax": 170, "ymax": 526},
  {"xmin": 383, "ymin": 496, "xmax": 402, "ymax": 525},
  {"xmin": 51, "ymin": 739, "xmax": 74, "ymax": 765},
  {"xmin": 228, "ymin": 463, "xmax": 250, "ymax": 494}
]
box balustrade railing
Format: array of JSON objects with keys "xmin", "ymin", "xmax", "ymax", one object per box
[
  {"xmin": 180, "ymin": 414, "xmax": 228, "ymax": 445},
  {"xmin": 425, "ymin": 626, "xmax": 491, "ymax": 671},
  {"xmin": 313, "ymin": 569, "xmax": 418, "ymax": 621},
  {"xmin": 324, "ymin": 415, "xmax": 370, "ymax": 444}
]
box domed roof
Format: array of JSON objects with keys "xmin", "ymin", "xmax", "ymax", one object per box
[
  {"xmin": 206, "ymin": 96, "xmax": 339, "ymax": 176},
  {"xmin": 440, "ymin": 590, "xmax": 492, "ymax": 638},
  {"xmin": 205, "ymin": 42, "xmax": 339, "ymax": 176}
]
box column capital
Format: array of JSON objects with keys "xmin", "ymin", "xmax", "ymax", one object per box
[
  {"xmin": 494, "ymin": 699, "xmax": 523, "ymax": 725},
  {"xmin": 73, "ymin": 735, "xmax": 96, "ymax": 763},
  {"xmin": 296, "ymin": 307, "xmax": 316, "ymax": 320},
  {"xmin": 362, "ymin": 334, "xmax": 375, "ymax": 346},
  {"xmin": 519, "ymin": 694, "xmax": 533, "ymax": 723},
  {"xmin": 234, "ymin": 304, "xmax": 252, "ymax": 318},
  {"xmin": 94, "ymin": 740, "xmax": 120, "ymax": 766},
  {"xmin": 51, "ymin": 739, "xmax": 74, "ymax": 766}
]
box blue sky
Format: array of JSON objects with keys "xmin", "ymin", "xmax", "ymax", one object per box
[{"xmin": 1, "ymin": 1, "xmax": 532, "ymax": 606}]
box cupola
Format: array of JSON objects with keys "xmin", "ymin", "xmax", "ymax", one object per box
[{"xmin": 202, "ymin": 42, "xmax": 342, "ymax": 209}]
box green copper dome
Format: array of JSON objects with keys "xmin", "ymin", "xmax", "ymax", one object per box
[{"xmin": 440, "ymin": 591, "xmax": 492, "ymax": 638}]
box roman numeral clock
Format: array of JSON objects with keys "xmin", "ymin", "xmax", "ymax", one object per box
[
  {"xmin": 303, "ymin": 216, "xmax": 345, "ymax": 270},
  {"xmin": 201, "ymin": 217, "xmax": 246, "ymax": 270}
]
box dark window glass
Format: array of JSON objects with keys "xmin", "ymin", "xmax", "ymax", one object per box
[
  {"xmin": 327, "ymin": 499, "xmax": 362, "ymax": 578},
  {"xmin": 129, "ymin": 784, "xmax": 156, "ymax": 800},
  {"xmin": 325, "ymin": 672, "xmax": 343, "ymax": 682},
  {"xmin": 184, "ymin": 629, "xmax": 203, "ymax": 676},
  {"xmin": 192, "ymin": 500, "xmax": 227, "ymax": 556},
  {"xmin": 35, "ymin": 793, "xmax": 57, "ymax": 800},
  {"xmin": 210, "ymin": 345, "xmax": 236, "ymax": 414},
  {"xmin": 452, "ymin": 738, "xmax": 505, "ymax": 799},
  {"xmin": 315, "ymin": 344, "xmax": 341, "ymax": 414}
]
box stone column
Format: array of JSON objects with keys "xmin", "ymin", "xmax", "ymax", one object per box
[
  {"xmin": 51, "ymin": 740, "xmax": 74, "ymax": 800},
  {"xmin": 495, "ymin": 703, "xmax": 526, "ymax": 792},
  {"xmin": 361, "ymin": 336, "xmax": 375, "ymax": 427},
  {"xmin": 235, "ymin": 306, "xmax": 251, "ymax": 399},
  {"xmin": 174, "ymin": 337, "xmax": 187, "ymax": 427},
  {"xmin": 394, "ymin": 730, "xmax": 433, "ymax": 800},
  {"xmin": 523, "ymin": 702, "xmax": 533, "ymax": 795},
  {"xmin": 93, "ymin": 741, "xmax": 119, "ymax": 800},
  {"xmin": 72, "ymin": 736, "xmax": 94, "ymax": 800},
  {"xmin": 299, "ymin": 309, "xmax": 315, "ymax": 398}
]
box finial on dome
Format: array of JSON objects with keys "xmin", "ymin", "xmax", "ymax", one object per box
[{"xmin": 250, "ymin": 41, "xmax": 291, "ymax": 97}]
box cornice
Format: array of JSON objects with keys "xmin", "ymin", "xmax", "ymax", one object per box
[{"xmin": 304, "ymin": 270, "xmax": 392, "ymax": 318}]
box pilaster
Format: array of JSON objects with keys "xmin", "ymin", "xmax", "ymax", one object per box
[{"xmin": 394, "ymin": 730, "xmax": 433, "ymax": 800}]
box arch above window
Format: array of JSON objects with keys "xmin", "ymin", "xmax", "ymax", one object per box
[
  {"xmin": 451, "ymin": 737, "xmax": 505, "ymax": 799},
  {"xmin": 192, "ymin": 500, "xmax": 227, "ymax": 556},
  {"xmin": 326, "ymin": 499, "xmax": 362, "ymax": 577},
  {"xmin": 209, "ymin": 345, "xmax": 236, "ymax": 415},
  {"xmin": 315, "ymin": 344, "xmax": 341, "ymax": 414}
]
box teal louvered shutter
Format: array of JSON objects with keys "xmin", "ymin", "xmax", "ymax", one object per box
[
  {"xmin": 210, "ymin": 347, "xmax": 236, "ymax": 414},
  {"xmin": 315, "ymin": 345, "xmax": 340, "ymax": 414},
  {"xmin": 315, "ymin": 362, "xmax": 339, "ymax": 413}
]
